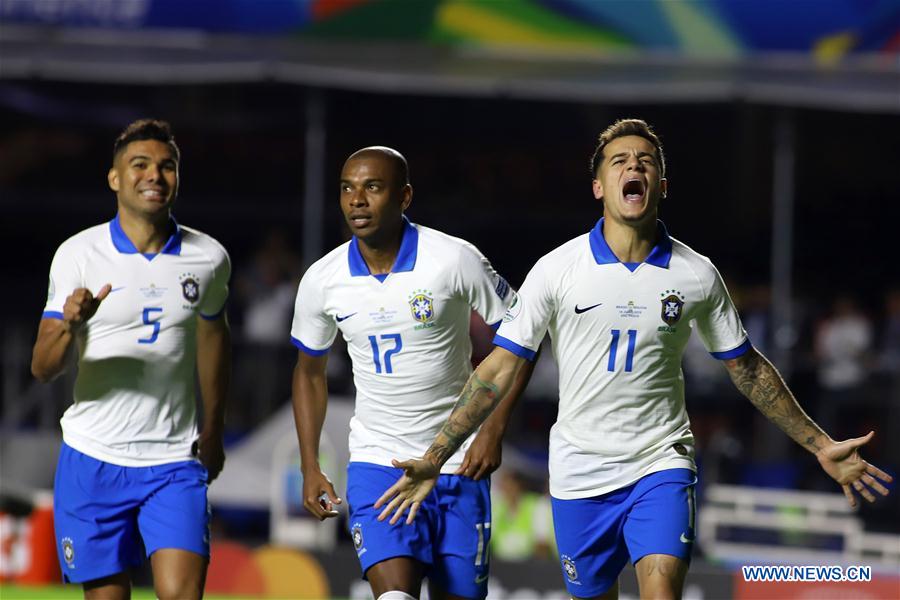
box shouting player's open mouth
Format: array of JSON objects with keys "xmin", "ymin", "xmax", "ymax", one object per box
[{"xmin": 622, "ymin": 178, "xmax": 645, "ymax": 204}]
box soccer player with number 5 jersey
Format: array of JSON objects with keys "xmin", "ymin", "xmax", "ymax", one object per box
[
  {"xmin": 290, "ymin": 147, "xmax": 531, "ymax": 600},
  {"xmin": 31, "ymin": 120, "xmax": 231, "ymax": 600},
  {"xmin": 376, "ymin": 119, "xmax": 893, "ymax": 599}
]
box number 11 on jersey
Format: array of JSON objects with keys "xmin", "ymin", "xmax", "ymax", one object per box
[{"xmin": 608, "ymin": 329, "xmax": 637, "ymax": 372}]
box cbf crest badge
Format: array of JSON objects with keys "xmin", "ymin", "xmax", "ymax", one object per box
[
  {"xmin": 351, "ymin": 522, "xmax": 365, "ymax": 555},
  {"xmin": 408, "ymin": 289, "xmax": 436, "ymax": 330},
  {"xmin": 61, "ymin": 537, "xmax": 75, "ymax": 567},
  {"xmin": 660, "ymin": 289, "xmax": 685, "ymax": 325},
  {"xmin": 180, "ymin": 273, "xmax": 200, "ymax": 304},
  {"xmin": 561, "ymin": 555, "xmax": 579, "ymax": 583}
]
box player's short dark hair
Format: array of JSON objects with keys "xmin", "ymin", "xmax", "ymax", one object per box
[
  {"xmin": 590, "ymin": 118, "xmax": 665, "ymax": 178},
  {"xmin": 112, "ymin": 119, "xmax": 180, "ymax": 163},
  {"xmin": 347, "ymin": 146, "xmax": 409, "ymax": 186}
]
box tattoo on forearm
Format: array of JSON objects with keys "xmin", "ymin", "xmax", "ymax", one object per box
[
  {"xmin": 724, "ymin": 349, "xmax": 825, "ymax": 452},
  {"xmin": 425, "ymin": 374, "xmax": 501, "ymax": 465}
]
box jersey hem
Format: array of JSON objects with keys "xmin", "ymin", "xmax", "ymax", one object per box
[
  {"xmin": 350, "ymin": 452, "xmax": 465, "ymax": 474},
  {"xmin": 549, "ymin": 459, "xmax": 696, "ymax": 500},
  {"xmin": 62, "ymin": 432, "xmax": 196, "ymax": 467}
]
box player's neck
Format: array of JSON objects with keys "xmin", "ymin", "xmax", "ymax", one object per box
[
  {"xmin": 357, "ymin": 228, "xmax": 402, "ymax": 275},
  {"xmin": 117, "ymin": 209, "xmax": 173, "ymax": 254},
  {"xmin": 602, "ymin": 216, "xmax": 658, "ymax": 264}
]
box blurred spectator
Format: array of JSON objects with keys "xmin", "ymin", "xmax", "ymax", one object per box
[
  {"xmin": 490, "ymin": 468, "xmax": 554, "ymax": 562},
  {"xmin": 877, "ymin": 288, "xmax": 900, "ymax": 377},
  {"xmin": 231, "ymin": 229, "xmax": 301, "ymax": 430},
  {"xmin": 813, "ymin": 295, "xmax": 874, "ymax": 437},
  {"xmin": 742, "ymin": 284, "xmax": 772, "ymax": 355}
]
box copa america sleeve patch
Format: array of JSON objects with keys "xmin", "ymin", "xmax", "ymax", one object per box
[{"xmin": 495, "ymin": 276, "xmax": 510, "ymax": 300}]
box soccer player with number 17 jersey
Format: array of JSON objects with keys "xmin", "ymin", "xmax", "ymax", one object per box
[
  {"xmin": 290, "ymin": 147, "xmax": 530, "ymax": 600},
  {"xmin": 376, "ymin": 119, "xmax": 892, "ymax": 599},
  {"xmin": 31, "ymin": 120, "xmax": 231, "ymax": 600}
]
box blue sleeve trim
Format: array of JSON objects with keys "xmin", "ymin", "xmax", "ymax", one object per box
[
  {"xmin": 492, "ymin": 334, "xmax": 537, "ymax": 361},
  {"xmin": 291, "ymin": 336, "xmax": 330, "ymax": 356},
  {"xmin": 710, "ymin": 338, "xmax": 752, "ymax": 360},
  {"xmin": 42, "ymin": 311, "xmax": 64, "ymax": 320},
  {"xmin": 488, "ymin": 320, "xmax": 502, "ymax": 332},
  {"xmin": 199, "ymin": 304, "xmax": 226, "ymax": 321}
]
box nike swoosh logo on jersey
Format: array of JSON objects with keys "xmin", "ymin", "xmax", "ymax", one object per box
[
  {"xmin": 335, "ymin": 313, "xmax": 357, "ymax": 322},
  {"xmin": 680, "ymin": 532, "xmax": 694, "ymax": 544},
  {"xmin": 574, "ymin": 303, "xmax": 602, "ymax": 314}
]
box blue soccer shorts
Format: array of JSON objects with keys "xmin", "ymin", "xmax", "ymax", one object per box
[
  {"xmin": 346, "ymin": 462, "xmax": 492, "ymax": 599},
  {"xmin": 551, "ymin": 468, "xmax": 697, "ymax": 597},
  {"xmin": 53, "ymin": 442, "xmax": 211, "ymax": 583}
]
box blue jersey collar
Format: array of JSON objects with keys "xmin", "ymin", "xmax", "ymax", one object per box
[
  {"xmin": 348, "ymin": 216, "xmax": 419, "ymax": 278},
  {"xmin": 588, "ymin": 217, "xmax": 672, "ymax": 269},
  {"xmin": 109, "ymin": 213, "xmax": 182, "ymax": 259}
]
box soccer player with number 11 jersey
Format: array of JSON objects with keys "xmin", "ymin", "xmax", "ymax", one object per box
[{"xmin": 377, "ymin": 119, "xmax": 892, "ymax": 599}]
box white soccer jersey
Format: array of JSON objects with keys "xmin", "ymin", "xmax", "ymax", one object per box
[
  {"xmin": 42, "ymin": 215, "xmax": 230, "ymax": 466},
  {"xmin": 496, "ymin": 219, "xmax": 749, "ymax": 499},
  {"xmin": 291, "ymin": 218, "xmax": 513, "ymax": 473}
]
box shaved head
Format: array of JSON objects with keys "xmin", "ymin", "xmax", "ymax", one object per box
[{"xmin": 345, "ymin": 146, "xmax": 409, "ymax": 186}]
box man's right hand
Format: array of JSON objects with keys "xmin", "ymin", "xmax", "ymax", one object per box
[
  {"xmin": 302, "ymin": 469, "xmax": 341, "ymax": 520},
  {"xmin": 374, "ymin": 458, "xmax": 440, "ymax": 525},
  {"xmin": 63, "ymin": 284, "xmax": 111, "ymax": 328}
]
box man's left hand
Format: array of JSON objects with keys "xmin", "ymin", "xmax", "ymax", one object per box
[
  {"xmin": 816, "ymin": 431, "xmax": 893, "ymax": 507},
  {"xmin": 196, "ymin": 432, "xmax": 226, "ymax": 482},
  {"xmin": 455, "ymin": 427, "xmax": 502, "ymax": 480}
]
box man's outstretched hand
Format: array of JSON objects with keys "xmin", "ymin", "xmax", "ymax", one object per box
[
  {"xmin": 374, "ymin": 458, "xmax": 440, "ymax": 525},
  {"xmin": 816, "ymin": 431, "xmax": 893, "ymax": 507}
]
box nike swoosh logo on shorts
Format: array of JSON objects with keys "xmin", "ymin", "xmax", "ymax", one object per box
[
  {"xmin": 475, "ymin": 573, "xmax": 489, "ymax": 584},
  {"xmin": 335, "ymin": 312, "xmax": 357, "ymax": 322},
  {"xmin": 680, "ymin": 532, "xmax": 694, "ymax": 543},
  {"xmin": 574, "ymin": 303, "xmax": 602, "ymax": 314}
]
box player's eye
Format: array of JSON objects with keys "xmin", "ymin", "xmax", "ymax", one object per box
[{"xmin": 367, "ymin": 184, "xmax": 381, "ymax": 191}]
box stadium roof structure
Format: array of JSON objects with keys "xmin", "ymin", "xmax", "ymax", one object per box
[{"xmin": 1, "ymin": 27, "xmax": 897, "ymax": 114}]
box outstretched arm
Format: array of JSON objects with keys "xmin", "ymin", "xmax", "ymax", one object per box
[
  {"xmin": 375, "ymin": 346, "xmax": 529, "ymax": 524},
  {"xmin": 723, "ymin": 346, "xmax": 892, "ymax": 506}
]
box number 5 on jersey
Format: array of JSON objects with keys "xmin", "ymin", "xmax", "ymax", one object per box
[
  {"xmin": 138, "ymin": 307, "xmax": 163, "ymax": 344},
  {"xmin": 368, "ymin": 333, "xmax": 402, "ymax": 374}
]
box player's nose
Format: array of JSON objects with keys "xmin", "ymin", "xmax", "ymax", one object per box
[{"xmin": 349, "ymin": 188, "xmax": 367, "ymax": 206}]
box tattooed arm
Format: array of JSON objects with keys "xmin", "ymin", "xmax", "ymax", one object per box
[
  {"xmin": 723, "ymin": 347, "xmax": 827, "ymax": 452},
  {"xmin": 724, "ymin": 346, "xmax": 892, "ymax": 506},
  {"xmin": 374, "ymin": 346, "xmax": 529, "ymax": 524}
]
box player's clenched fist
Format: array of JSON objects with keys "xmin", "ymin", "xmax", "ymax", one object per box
[{"xmin": 63, "ymin": 284, "xmax": 112, "ymax": 328}]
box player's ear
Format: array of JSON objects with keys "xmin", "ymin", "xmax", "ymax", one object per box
[
  {"xmin": 660, "ymin": 177, "xmax": 668, "ymax": 200},
  {"xmin": 592, "ymin": 178, "xmax": 603, "ymax": 200},
  {"xmin": 108, "ymin": 167, "xmax": 119, "ymax": 192},
  {"xmin": 400, "ymin": 184, "xmax": 413, "ymax": 212}
]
